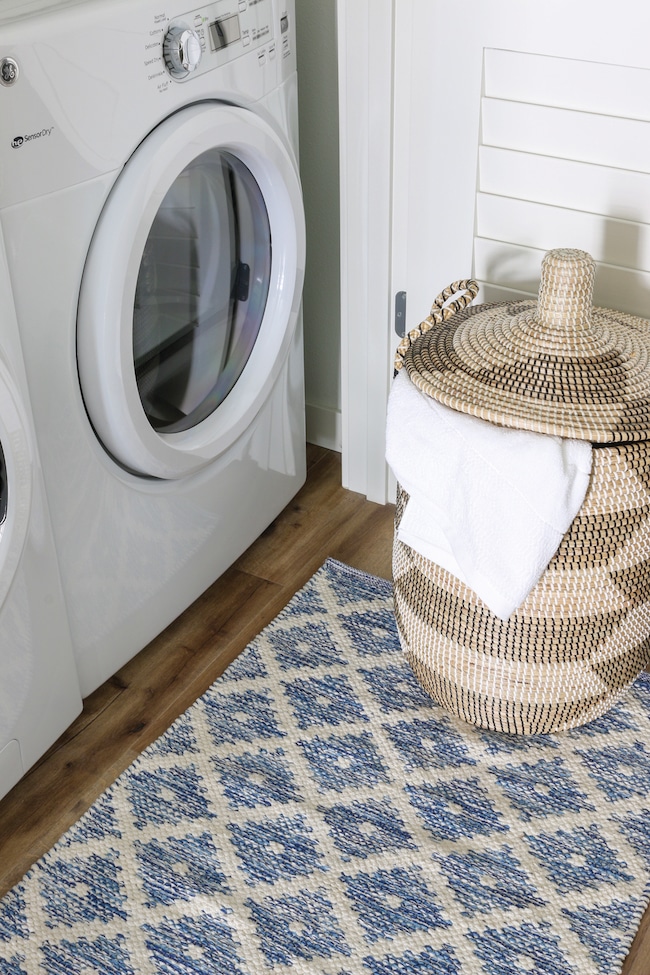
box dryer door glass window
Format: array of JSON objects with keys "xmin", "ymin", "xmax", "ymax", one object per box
[{"xmin": 133, "ymin": 149, "xmax": 271, "ymax": 433}]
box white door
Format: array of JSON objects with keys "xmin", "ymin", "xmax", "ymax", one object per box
[
  {"xmin": 78, "ymin": 102, "xmax": 305, "ymax": 480},
  {"xmin": 339, "ymin": 0, "xmax": 650, "ymax": 501}
]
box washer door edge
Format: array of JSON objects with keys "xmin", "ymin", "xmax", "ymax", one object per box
[{"xmin": 0, "ymin": 360, "xmax": 32, "ymax": 609}]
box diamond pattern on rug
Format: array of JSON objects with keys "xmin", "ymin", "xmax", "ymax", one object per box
[
  {"xmin": 433, "ymin": 845, "xmax": 546, "ymax": 917},
  {"xmin": 282, "ymin": 673, "xmax": 369, "ymax": 729},
  {"xmin": 134, "ymin": 832, "xmax": 231, "ymax": 906},
  {"xmin": 39, "ymin": 933, "xmax": 134, "ymax": 975},
  {"xmin": 211, "ymin": 747, "xmax": 302, "ymax": 810},
  {"xmin": 385, "ymin": 715, "xmax": 477, "ymax": 770},
  {"xmin": 321, "ymin": 797, "xmax": 417, "ymax": 861},
  {"xmin": 203, "ymin": 688, "xmax": 286, "ymax": 745},
  {"xmin": 465, "ymin": 920, "xmax": 575, "ymax": 975},
  {"xmin": 526, "ymin": 825, "xmax": 635, "ymax": 895},
  {"xmin": 127, "ymin": 764, "xmax": 215, "ymax": 829},
  {"xmin": 245, "ymin": 887, "xmax": 351, "ymax": 966},
  {"xmin": 0, "ymin": 559, "xmax": 649, "ymax": 975},
  {"xmin": 488, "ymin": 758, "xmax": 595, "ymax": 822},
  {"xmin": 228, "ymin": 812, "xmax": 328, "ymax": 886},
  {"xmin": 39, "ymin": 851, "xmax": 127, "ymax": 928},
  {"xmin": 340, "ymin": 864, "xmax": 451, "ymax": 943},
  {"xmin": 406, "ymin": 777, "xmax": 510, "ymax": 842},
  {"xmin": 142, "ymin": 914, "xmax": 246, "ymax": 975}
]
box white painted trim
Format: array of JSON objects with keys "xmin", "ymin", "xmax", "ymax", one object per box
[
  {"xmin": 387, "ymin": 0, "xmax": 414, "ymax": 510},
  {"xmin": 337, "ymin": 0, "xmax": 394, "ymax": 503},
  {"xmin": 305, "ymin": 403, "xmax": 342, "ymax": 452}
]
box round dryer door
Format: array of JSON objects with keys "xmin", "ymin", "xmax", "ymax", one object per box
[{"xmin": 77, "ymin": 102, "xmax": 305, "ymax": 479}]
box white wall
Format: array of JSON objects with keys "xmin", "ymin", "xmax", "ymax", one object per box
[{"xmin": 295, "ymin": 0, "xmax": 342, "ymax": 450}]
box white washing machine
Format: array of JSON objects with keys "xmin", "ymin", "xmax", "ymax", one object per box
[
  {"xmin": 0, "ymin": 0, "xmax": 306, "ymax": 696},
  {"xmin": 0, "ymin": 226, "xmax": 81, "ymax": 802}
]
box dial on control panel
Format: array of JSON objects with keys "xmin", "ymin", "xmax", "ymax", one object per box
[{"xmin": 163, "ymin": 25, "xmax": 202, "ymax": 78}]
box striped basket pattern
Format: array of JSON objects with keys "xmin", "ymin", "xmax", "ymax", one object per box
[{"xmin": 393, "ymin": 440, "xmax": 650, "ymax": 734}]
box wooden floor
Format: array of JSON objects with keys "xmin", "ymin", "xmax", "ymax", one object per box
[{"xmin": 0, "ymin": 444, "xmax": 647, "ymax": 974}]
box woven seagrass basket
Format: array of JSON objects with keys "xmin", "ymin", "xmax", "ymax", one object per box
[{"xmin": 392, "ymin": 249, "xmax": 650, "ymax": 734}]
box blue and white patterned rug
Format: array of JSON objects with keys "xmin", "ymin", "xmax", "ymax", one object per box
[{"xmin": 1, "ymin": 559, "xmax": 649, "ymax": 975}]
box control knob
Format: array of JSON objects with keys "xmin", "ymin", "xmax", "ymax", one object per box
[{"xmin": 163, "ymin": 25, "xmax": 202, "ymax": 79}]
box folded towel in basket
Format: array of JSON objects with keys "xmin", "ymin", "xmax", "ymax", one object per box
[{"xmin": 386, "ymin": 369, "xmax": 593, "ymax": 619}]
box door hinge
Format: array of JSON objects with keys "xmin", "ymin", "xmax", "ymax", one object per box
[{"xmin": 394, "ymin": 290, "xmax": 407, "ymax": 337}]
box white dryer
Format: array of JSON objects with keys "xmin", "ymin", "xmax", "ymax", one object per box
[
  {"xmin": 0, "ymin": 0, "xmax": 306, "ymax": 695},
  {"xmin": 0, "ymin": 227, "xmax": 81, "ymax": 802}
]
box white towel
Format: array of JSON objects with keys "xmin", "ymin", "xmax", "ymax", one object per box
[{"xmin": 386, "ymin": 370, "xmax": 592, "ymax": 619}]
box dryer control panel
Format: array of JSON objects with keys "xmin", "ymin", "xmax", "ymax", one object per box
[{"xmin": 163, "ymin": 0, "xmax": 275, "ymax": 81}]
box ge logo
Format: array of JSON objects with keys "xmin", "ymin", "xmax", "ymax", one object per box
[
  {"xmin": 11, "ymin": 136, "xmax": 23, "ymax": 148},
  {"xmin": 0, "ymin": 57, "xmax": 19, "ymax": 87}
]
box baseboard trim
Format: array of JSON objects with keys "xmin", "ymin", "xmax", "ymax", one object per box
[{"xmin": 306, "ymin": 403, "xmax": 342, "ymax": 452}]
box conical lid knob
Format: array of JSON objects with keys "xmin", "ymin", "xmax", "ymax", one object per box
[{"xmin": 537, "ymin": 248, "xmax": 595, "ymax": 334}]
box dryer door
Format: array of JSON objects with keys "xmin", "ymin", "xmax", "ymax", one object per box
[{"xmin": 77, "ymin": 102, "xmax": 305, "ymax": 479}]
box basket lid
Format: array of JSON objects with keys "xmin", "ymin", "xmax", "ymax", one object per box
[{"xmin": 399, "ymin": 248, "xmax": 650, "ymax": 443}]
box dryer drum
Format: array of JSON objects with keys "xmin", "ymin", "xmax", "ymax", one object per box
[{"xmin": 131, "ymin": 149, "xmax": 271, "ymax": 435}]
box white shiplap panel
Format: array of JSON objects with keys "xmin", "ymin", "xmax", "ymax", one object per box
[
  {"xmin": 476, "ymin": 282, "xmax": 536, "ymax": 304},
  {"xmin": 482, "ymin": 98, "xmax": 650, "ymax": 172},
  {"xmin": 478, "ymin": 147, "xmax": 650, "ymax": 224},
  {"xmin": 476, "ymin": 193, "xmax": 650, "ymax": 271},
  {"xmin": 474, "ymin": 238, "xmax": 650, "ymax": 319},
  {"xmin": 484, "ymin": 48, "xmax": 650, "ymax": 120},
  {"xmin": 473, "ymin": 239, "xmax": 545, "ymax": 295}
]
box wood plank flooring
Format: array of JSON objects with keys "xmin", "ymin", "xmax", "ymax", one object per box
[{"xmin": 0, "ymin": 443, "xmax": 647, "ymax": 974}]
